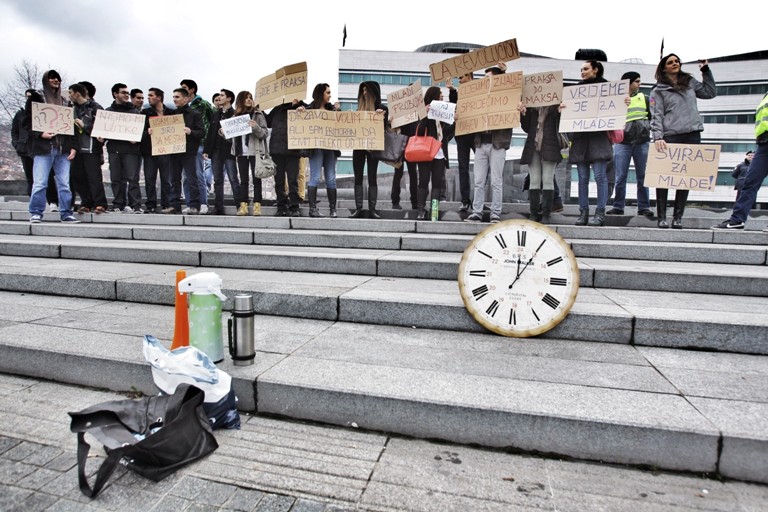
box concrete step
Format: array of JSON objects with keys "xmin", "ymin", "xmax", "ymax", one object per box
[
  {"xmin": 0, "ymin": 254, "xmax": 764, "ymax": 354},
  {"xmin": 0, "ymin": 290, "xmax": 765, "ymax": 484}
]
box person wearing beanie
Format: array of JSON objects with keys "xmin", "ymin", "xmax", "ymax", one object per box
[{"xmin": 607, "ymin": 71, "xmax": 654, "ymax": 218}]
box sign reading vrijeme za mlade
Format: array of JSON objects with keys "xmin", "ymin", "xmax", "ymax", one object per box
[
  {"xmin": 559, "ymin": 80, "xmax": 629, "ymax": 132},
  {"xmin": 645, "ymin": 143, "xmax": 721, "ymax": 191},
  {"xmin": 287, "ymin": 110, "xmax": 385, "ymax": 151}
]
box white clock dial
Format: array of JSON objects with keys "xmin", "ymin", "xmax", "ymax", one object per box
[{"xmin": 458, "ymin": 220, "xmax": 579, "ymax": 337}]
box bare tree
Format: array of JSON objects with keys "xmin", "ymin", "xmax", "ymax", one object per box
[{"xmin": 0, "ymin": 59, "xmax": 44, "ymax": 124}]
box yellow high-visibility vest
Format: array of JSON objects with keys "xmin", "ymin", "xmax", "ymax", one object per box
[
  {"xmin": 755, "ymin": 93, "xmax": 768, "ymax": 139},
  {"xmin": 626, "ymin": 92, "xmax": 648, "ymax": 122}
]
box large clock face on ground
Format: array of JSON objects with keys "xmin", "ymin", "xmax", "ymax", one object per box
[{"xmin": 458, "ymin": 219, "xmax": 579, "ymax": 337}]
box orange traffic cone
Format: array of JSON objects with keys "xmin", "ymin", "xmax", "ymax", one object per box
[{"xmin": 171, "ymin": 269, "xmax": 189, "ymax": 349}]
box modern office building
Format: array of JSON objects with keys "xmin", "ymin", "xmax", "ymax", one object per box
[{"xmin": 337, "ymin": 43, "xmax": 768, "ymax": 205}]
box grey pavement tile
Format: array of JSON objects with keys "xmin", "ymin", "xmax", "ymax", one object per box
[
  {"xmin": 45, "ymin": 452, "xmax": 77, "ymax": 472},
  {"xmin": 0, "ymin": 459, "xmax": 36, "ymax": 484},
  {"xmin": 15, "ymin": 466, "xmax": 61, "ymax": 490},
  {"xmin": 8, "ymin": 491, "xmax": 59, "ymax": 512},
  {"xmin": 3, "ymin": 441, "xmax": 40, "ymax": 461},
  {"xmin": 638, "ymin": 346, "xmax": 768, "ymax": 375},
  {"xmin": 223, "ymin": 487, "xmax": 266, "ymax": 511},
  {"xmin": 727, "ymin": 481, "xmax": 768, "ymax": 512},
  {"xmin": 660, "ymin": 367, "xmax": 768, "ymax": 402},
  {"xmin": 39, "ymin": 498, "xmax": 103, "ymax": 511},
  {"xmin": 253, "ymin": 494, "xmax": 295, "ymax": 512},
  {"xmin": 0, "ymin": 436, "xmax": 20, "ymax": 455},
  {"xmin": 169, "ymin": 475, "xmax": 207, "ymax": 500},
  {"xmin": 193, "ymin": 479, "xmax": 238, "ymax": 506},
  {"xmin": 289, "ymin": 498, "xmax": 328, "ymax": 512},
  {"xmin": 109, "ymin": 489, "xmax": 165, "ymax": 512},
  {"xmin": 0, "ymin": 486, "xmax": 32, "ymax": 511},
  {"xmin": 151, "ymin": 495, "xmax": 195, "ymax": 512},
  {"xmin": 551, "ymin": 489, "xmax": 709, "ymax": 512},
  {"xmin": 24, "ymin": 444, "xmax": 65, "ymax": 466}
]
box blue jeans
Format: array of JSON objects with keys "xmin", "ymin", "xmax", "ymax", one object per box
[
  {"xmin": 577, "ymin": 160, "xmax": 608, "ymax": 211},
  {"xmin": 613, "ymin": 142, "xmax": 650, "ymax": 210},
  {"xmin": 472, "ymin": 143, "xmax": 505, "ymax": 216},
  {"xmin": 30, "ymin": 147, "xmax": 73, "ymax": 218},
  {"xmin": 211, "ymin": 155, "xmax": 241, "ymax": 212},
  {"xmin": 730, "ymin": 142, "xmax": 767, "ymax": 223},
  {"xmin": 308, "ymin": 149, "xmax": 337, "ymax": 189},
  {"xmin": 184, "ymin": 146, "xmax": 209, "ymax": 207}
]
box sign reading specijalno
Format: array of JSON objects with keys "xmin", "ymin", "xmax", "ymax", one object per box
[
  {"xmin": 149, "ymin": 114, "xmax": 186, "ymax": 155},
  {"xmin": 430, "ymin": 39, "xmax": 520, "ymax": 84},
  {"xmin": 455, "ymin": 71, "xmax": 523, "ymax": 136},
  {"xmin": 287, "ymin": 110, "xmax": 385, "ymax": 151},
  {"xmin": 255, "ymin": 62, "xmax": 308, "ymax": 110}
]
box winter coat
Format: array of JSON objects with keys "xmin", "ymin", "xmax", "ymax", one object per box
[
  {"xmin": 650, "ymin": 67, "xmax": 716, "ymax": 140},
  {"xmin": 140, "ymin": 104, "xmax": 176, "ymax": 156},
  {"xmin": 73, "ymin": 99, "xmax": 104, "ymax": 154},
  {"xmin": 204, "ymin": 107, "xmax": 235, "ymax": 159},
  {"xmin": 568, "ymin": 77, "xmax": 614, "ymax": 164},
  {"xmin": 266, "ymin": 101, "xmax": 307, "ymax": 157},
  {"xmin": 232, "ymin": 110, "xmax": 268, "ymax": 158},
  {"xmin": 173, "ymin": 104, "xmax": 205, "ymax": 155},
  {"xmin": 104, "ymin": 101, "xmax": 141, "ymax": 155},
  {"xmin": 732, "ymin": 160, "xmax": 750, "ymax": 190},
  {"xmin": 22, "ymin": 91, "xmax": 75, "ymax": 157},
  {"xmin": 520, "ymin": 105, "xmax": 562, "ymax": 164},
  {"xmin": 11, "ymin": 109, "xmax": 29, "ymax": 156}
]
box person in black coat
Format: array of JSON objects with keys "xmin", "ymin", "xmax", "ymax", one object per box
[
  {"xmin": 519, "ymin": 104, "xmax": 562, "ymax": 224},
  {"xmin": 351, "ymin": 81, "xmax": 388, "ymax": 218},
  {"xmin": 414, "ymin": 86, "xmax": 449, "ymax": 220},
  {"xmin": 732, "ymin": 151, "xmax": 753, "ymax": 202}
]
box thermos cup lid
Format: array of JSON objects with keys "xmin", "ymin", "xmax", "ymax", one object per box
[{"xmin": 233, "ymin": 294, "xmax": 254, "ymax": 311}]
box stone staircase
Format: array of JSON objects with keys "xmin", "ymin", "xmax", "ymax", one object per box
[{"xmin": 0, "ymin": 197, "xmax": 766, "ymax": 485}]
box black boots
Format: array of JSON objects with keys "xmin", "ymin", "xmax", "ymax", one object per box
[
  {"xmin": 327, "ymin": 188, "xmax": 337, "ymax": 218},
  {"xmin": 656, "ymin": 188, "xmax": 669, "ymax": 228},
  {"xmin": 368, "ymin": 185, "xmax": 380, "ymax": 219},
  {"xmin": 351, "ymin": 185, "xmax": 365, "ymax": 218},
  {"xmin": 541, "ymin": 190, "xmax": 554, "ymax": 225},
  {"xmin": 575, "ymin": 209, "xmax": 589, "ymax": 226},
  {"xmin": 672, "ymin": 190, "xmax": 688, "ymax": 229},
  {"xmin": 588, "ymin": 207, "xmax": 605, "ymax": 226},
  {"xmin": 529, "ymin": 190, "xmax": 541, "ymax": 222},
  {"xmin": 308, "ymin": 186, "xmax": 322, "ymax": 217}
]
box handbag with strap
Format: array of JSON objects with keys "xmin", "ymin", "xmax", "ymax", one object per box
[
  {"xmin": 404, "ymin": 124, "xmax": 441, "ymax": 163},
  {"xmin": 69, "ymin": 384, "xmax": 218, "ymax": 498},
  {"xmin": 370, "ymin": 129, "xmax": 409, "ymax": 164},
  {"xmin": 253, "ymin": 137, "xmax": 276, "ymax": 179},
  {"xmin": 608, "ymin": 129, "xmax": 624, "ymax": 144}
]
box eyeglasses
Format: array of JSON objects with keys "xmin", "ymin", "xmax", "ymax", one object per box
[{"xmin": 119, "ymin": 91, "xmax": 130, "ymax": 95}]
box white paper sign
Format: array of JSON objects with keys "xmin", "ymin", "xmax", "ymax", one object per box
[
  {"xmin": 91, "ymin": 109, "xmax": 145, "ymax": 142},
  {"xmin": 220, "ymin": 115, "xmax": 252, "ymax": 139},
  {"xmin": 559, "ymin": 79, "xmax": 629, "ymax": 133},
  {"xmin": 427, "ymin": 101, "xmax": 455, "ymax": 124}
]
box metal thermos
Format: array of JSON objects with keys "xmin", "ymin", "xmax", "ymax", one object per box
[{"xmin": 227, "ymin": 294, "xmax": 256, "ymax": 366}]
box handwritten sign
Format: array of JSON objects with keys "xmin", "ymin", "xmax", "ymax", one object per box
[
  {"xmin": 149, "ymin": 114, "xmax": 186, "ymax": 156},
  {"xmin": 430, "ymin": 39, "xmax": 520, "ymax": 84},
  {"xmin": 645, "ymin": 143, "xmax": 720, "ymax": 191},
  {"xmin": 220, "ymin": 115, "xmax": 252, "ymax": 139},
  {"xmin": 559, "ymin": 80, "xmax": 629, "ymax": 132},
  {"xmin": 522, "ymin": 71, "xmax": 563, "ymax": 107},
  {"xmin": 455, "ymin": 71, "xmax": 523, "ymax": 136},
  {"xmin": 427, "ymin": 101, "xmax": 455, "ymax": 124},
  {"xmin": 287, "ymin": 110, "xmax": 384, "ymax": 151},
  {"xmin": 31, "ymin": 102, "xmax": 73, "ymax": 135},
  {"xmin": 387, "ymin": 81, "xmax": 426, "ymax": 129},
  {"xmin": 91, "ymin": 109, "xmax": 144, "ymax": 142},
  {"xmin": 255, "ymin": 62, "xmax": 308, "ymax": 110}
]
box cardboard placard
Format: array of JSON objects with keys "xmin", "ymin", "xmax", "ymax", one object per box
[
  {"xmin": 455, "ymin": 71, "xmax": 522, "ymax": 136},
  {"xmin": 427, "ymin": 101, "xmax": 455, "ymax": 124},
  {"xmin": 287, "ymin": 110, "xmax": 385, "ymax": 151},
  {"xmin": 559, "ymin": 79, "xmax": 629, "ymax": 132},
  {"xmin": 220, "ymin": 115, "xmax": 252, "ymax": 139},
  {"xmin": 387, "ymin": 81, "xmax": 426, "ymax": 129},
  {"xmin": 430, "ymin": 39, "xmax": 520, "ymax": 84},
  {"xmin": 645, "ymin": 143, "xmax": 720, "ymax": 191},
  {"xmin": 31, "ymin": 102, "xmax": 74, "ymax": 135},
  {"xmin": 255, "ymin": 62, "xmax": 308, "ymax": 110},
  {"xmin": 522, "ymin": 71, "xmax": 563, "ymax": 107},
  {"xmin": 149, "ymin": 114, "xmax": 186, "ymax": 156},
  {"xmin": 91, "ymin": 109, "xmax": 145, "ymax": 142}
]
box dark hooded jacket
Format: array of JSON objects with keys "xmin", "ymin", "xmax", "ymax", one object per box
[
  {"xmin": 520, "ymin": 104, "xmax": 563, "ymax": 164},
  {"xmin": 22, "ymin": 72, "xmax": 76, "ymax": 157},
  {"xmin": 266, "ymin": 101, "xmax": 307, "ymax": 156},
  {"xmin": 356, "ymin": 81, "xmax": 389, "ymax": 125},
  {"xmin": 104, "ymin": 100, "xmax": 141, "ymax": 154},
  {"xmin": 173, "ymin": 104, "xmax": 205, "ymax": 155}
]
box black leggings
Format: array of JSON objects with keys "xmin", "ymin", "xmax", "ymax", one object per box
[{"xmin": 352, "ymin": 150, "xmax": 379, "ymax": 186}]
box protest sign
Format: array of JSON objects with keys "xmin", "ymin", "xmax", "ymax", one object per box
[
  {"xmin": 287, "ymin": 110, "xmax": 385, "ymax": 151},
  {"xmin": 220, "ymin": 115, "xmax": 252, "ymax": 139},
  {"xmin": 430, "ymin": 39, "xmax": 519, "ymax": 84},
  {"xmin": 645, "ymin": 143, "xmax": 720, "ymax": 191},
  {"xmin": 455, "ymin": 71, "xmax": 522, "ymax": 136},
  {"xmin": 31, "ymin": 102, "xmax": 73, "ymax": 136},
  {"xmin": 149, "ymin": 114, "xmax": 186, "ymax": 156},
  {"xmin": 91, "ymin": 109, "xmax": 145, "ymax": 142},
  {"xmin": 387, "ymin": 81, "xmax": 426, "ymax": 129},
  {"xmin": 427, "ymin": 101, "xmax": 455, "ymax": 124},
  {"xmin": 559, "ymin": 79, "xmax": 629, "ymax": 132},
  {"xmin": 255, "ymin": 62, "xmax": 308, "ymax": 110},
  {"xmin": 522, "ymin": 70, "xmax": 563, "ymax": 107}
]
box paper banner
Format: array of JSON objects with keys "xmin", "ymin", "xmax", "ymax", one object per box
[
  {"xmin": 559, "ymin": 80, "xmax": 629, "ymax": 132},
  {"xmin": 455, "ymin": 71, "xmax": 522, "ymax": 136},
  {"xmin": 255, "ymin": 62, "xmax": 308, "ymax": 110},
  {"xmin": 31, "ymin": 102, "xmax": 74, "ymax": 136},
  {"xmin": 220, "ymin": 115, "xmax": 252, "ymax": 139},
  {"xmin": 287, "ymin": 110, "xmax": 385, "ymax": 151},
  {"xmin": 645, "ymin": 143, "xmax": 721, "ymax": 191},
  {"xmin": 149, "ymin": 114, "xmax": 186, "ymax": 155},
  {"xmin": 91, "ymin": 109, "xmax": 145, "ymax": 142},
  {"xmin": 522, "ymin": 71, "xmax": 563, "ymax": 107},
  {"xmin": 430, "ymin": 39, "xmax": 520, "ymax": 84}
]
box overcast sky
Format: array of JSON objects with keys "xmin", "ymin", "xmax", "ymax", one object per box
[{"xmin": 1, "ymin": 0, "xmax": 763, "ymax": 106}]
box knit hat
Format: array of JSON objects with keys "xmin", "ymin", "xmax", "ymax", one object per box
[{"xmin": 621, "ymin": 71, "xmax": 640, "ymax": 82}]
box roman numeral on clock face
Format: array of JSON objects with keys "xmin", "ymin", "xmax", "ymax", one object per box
[
  {"xmin": 478, "ymin": 250, "xmax": 492, "ymax": 259},
  {"xmin": 531, "ymin": 308, "xmax": 540, "ymax": 321},
  {"xmin": 547, "ymin": 256, "xmax": 563, "ymax": 266},
  {"xmin": 509, "ymin": 308, "xmax": 516, "ymax": 325},
  {"xmin": 469, "ymin": 270, "xmax": 486, "ymax": 277},
  {"xmin": 550, "ymin": 277, "xmax": 567, "ymax": 286},
  {"xmin": 495, "ymin": 234, "xmax": 507, "ymax": 249},
  {"xmin": 517, "ymin": 231, "xmax": 526, "ymax": 247},
  {"xmin": 542, "ymin": 293, "xmax": 560, "ymax": 309},
  {"xmin": 486, "ymin": 300, "xmax": 499, "ymax": 317},
  {"xmin": 472, "ymin": 285, "xmax": 489, "ymax": 300}
]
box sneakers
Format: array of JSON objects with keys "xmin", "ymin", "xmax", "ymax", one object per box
[
  {"xmin": 122, "ymin": 206, "xmax": 134, "ymax": 213},
  {"xmin": 252, "ymin": 203, "xmax": 261, "ymax": 216},
  {"xmin": 637, "ymin": 209, "xmax": 654, "ymax": 218},
  {"xmin": 237, "ymin": 202, "xmax": 248, "ymax": 216},
  {"xmin": 290, "ymin": 209, "xmax": 301, "ymax": 217},
  {"xmin": 275, "ymin": 209, "xmax": 287, "ymax": 217},
  {"xmin": 459, "ymin": 201, "xmax": 471, "ymax": 212},
  {"xmin": 93, "ymin": 206, "xmax": 107, "ymax": 214},
  {"xmin": 29, "ymin": 215, "xmax": 42, "ymax": 224},
  {"xmin": 162, "ymin": 207, "xmax": 178, "ymax": 214},
  {"xmin": 711, "ymin": 220, "xmax": 745, "ymax": 230},
  {"xmin": 186, "ymin": 207, "xmax": 199, "ymax": 215},
  {"xmin": 464, "ymin": 213, "xmax": 482, "ymax": 223},
  {"xmin": 61, "ymin": 216, "xmax": 80, "ymax": 224},
  {"xmin": 48, "ymin": 203, "xmax": 59, "ymax": 212},
  {"xmin": 76, "ymin": 206, "xmax": 91, "ymax": 214},
  {"xmin": 490, "ymin": 214, "xmax": 501, "ymax": 224},
  {"xmin": 391, "ymin": 203, "xmax": 403, "ymax": 210},
  {"xmin": 200, "ymin": 204, "xmax": 209, "ymax": 214},
  {"xmin": 606, "ymin": 208, "xmax": 624, "ymax": 215},
  {"xmin": 182, "ymin": 206, "xmax": 191, "ymax": 214},
  {"xmin": 110, "ymin": 206, "xmax": 122, "ymax": 213}
]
